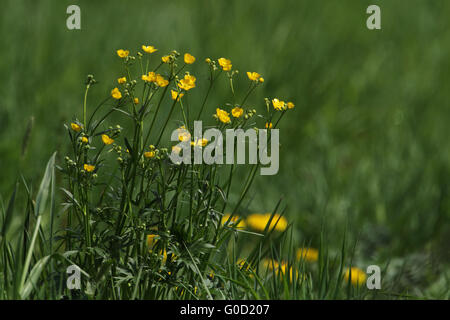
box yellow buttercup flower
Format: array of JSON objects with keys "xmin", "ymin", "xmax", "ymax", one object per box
[
  {"xmin": 195, "ymin": 138, "xmax": 208, "ymax": 147},
  {"xmin": 117, "ymin": 77, "xmax": 126, "ymax": 84},
  {"xmin": 147, "ymin": 234, "xmax": 157, "ymax": 248},
  {"xmin": 133, "ymin": 97, "xmax": 139, "ymax": 104},
  {"xmin": 297, "ymin": 248, "xmax": 319, "ymax": 262},
  {"xmin": 84, "ymin": 164, "xmax": 95, "ymax": 172},
  {"xmin": 216, "ymin": 108, "xmax": 231, "ymax": 124},
  {"xmin": 246, "ymin": 213, "xmax": 288, "ymax": 232},
  {"xmin": 161, "ymin": 55, "xmax": 171, "ymax": 63},
  {"xmin": 142, "ymin": 45, "xmax": 157, "ymax": 53},
  {"xmin": 101, "ymin": 134, "xmax": 114, "ymax": 145},
  {"xmin": 71, "ymin": 122, "xmax": 82, "ymax": 132},
  {"xmin": 156, "ymin": 74, "xmax": 169, "ymax": 87},
  {"xmin": 287, "ymin": 102, "xmax": 295, "ymax": 109},
  {"xmin": 178, "ymin": 129, "xmax": 191, "ymax": 142},
  {"xmin": 246, "ymin": 71, "xmax": 261, "ymax": 81},
  {"xmin": 178, "ymin": 74, "xmax": 196, "ymax": 91},
  {"xmin": 231, "ymin": 107, "xmax": 244, "ymax": 118},
  {"xmin": 81, "ymin": 137, "xmax": 88, "ymax": 143},
  {"xmin": 142, "ymin": 71, "xmax": 157, "ymax": 83},
  {"xmin": 272, "ymin": 98, "xmax": 286, "ymax": 111},
  {"xmin": 144, "ymin": 151, "xmax": 156, "ymax": 158},
  {"xmin": 221, "ymin": 214, "xmax": 246, "ymax": 228},
  {"xmin": 184, "ymin": 53, "xmax": 196, "ymax": 64},
  {"xmin": 259, "ymin": 77, "xmax": 265, "ymax": 83},
  {"xmin": 344, "ymin": 267, "xmax": 367, "ymax": 286},
  {"xmin": 265, "ymin": 122, "xmax": 273, "ymax": 129},
  {"xmin": 171, "ymin": 90, "xmax": 184, "ymax": 101},
  {"xmin": 111, "ymin": 87, "xmax": 122, "ymax": 100},
  {"xmin": 116, "ymin": 49, "xmax": 129, "ymax": 58},
  {"xmin": 218, "ymin": 58, "xmax": 232, "ymax": 71}
]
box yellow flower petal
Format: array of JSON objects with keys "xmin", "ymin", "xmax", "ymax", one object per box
[
  {"xmin": 297, "ymin": 248, "xmax": 319, "ymax": 262},
  {"xmin": 178, "ymin": 74, "xmax": 196, "ymax": 91},
  {"xmin": 111, "ymin": 87, "xmax": 122, "ymax": 100},
  {"xmin": 161, "ymin": 55, "xmax": 171, "ymax": 63},
  {"xmin": 101, "ymin": 134, "xmax": 114, "ymax": 145},
  {"xmin": 218, "ymin": 58, "xmax": 232, "ymax": 71},
  {"xmin": 216, "ymin": 108, "xmax": 231, "ymax": 123},
  {"xmin": 142, "ymin": 45, "xmax": 157, "ymax": 53},
  {"xmin": 71, "ymin": 123, "xmax": 82, "ymax": 132},
  {"xmin": 246, "ymin": 213, "xmax": 288, "ymax": 232},
  {"xmin": 184, "ymin": 53, "xmax": 196, "ymax": 64},
  {"xmin": 231, "ymin": 107, "xmax": 243, "ymax": 118},
  {"xmin": 116, "ymin": 49, "xmax": 129, "ymax": 58},
  {"xmin": 144, "ymin": 151, "xmax": 156, "ymax": 158},
  {"xmin": 84, "ymin": 164, "xmax": 95, "ymax": 172},
  {"xmin": 246, "ymin": 71, "xmax": 261, "ymax": 81},
  {"xmin": 344, "ymin": 267, "xmax": 367, "ymax": 286}
]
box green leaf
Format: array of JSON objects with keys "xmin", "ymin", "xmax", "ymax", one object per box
[
  {"xmin": 20, "ymin": 255, "xmax": 51, "ymax": 299},
  {"xmin": 34, "ymin": 152, "xmax": 56, "ymax": 217}
]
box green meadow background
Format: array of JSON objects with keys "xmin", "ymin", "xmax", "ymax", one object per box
[{"xmin": 0, "ymin": 0, "xmax": 449, "ymax": 297}]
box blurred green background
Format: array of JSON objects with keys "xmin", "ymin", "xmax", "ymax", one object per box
[{"xmin": 0, "ymin": 0, "xmax": 449, "ymax": 297}]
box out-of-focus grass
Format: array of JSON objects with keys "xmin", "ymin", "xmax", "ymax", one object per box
[{"xmin": 0, "ymin": 0, "xmax": 449, "ymax": 297}]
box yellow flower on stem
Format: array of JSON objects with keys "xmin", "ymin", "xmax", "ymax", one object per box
[
  {"xmin": 133, "ymin": 97, "xmax": 139, "ymax": 104},
  {"xmin": 194, "ymin": 138, "xmax": 208, "ymax": 147},
  {"xmin": 161, "ymin": 55, "xmax": 171, "ymax": 63},
  {"xmin": 178, "ymin": 74, "xmax": 196, "ymax": 91},
  {"xmin": 71, "ymin": 123, "xmax": 82, "ymax": 132},
  {"xmin": 216, "ymin": 108, "xmax": 231, "ymax": 124},
  {"xmin": 144, "ymin": 151, "xmax": 156, "ymax": 158},
  {"xmin": 218, "ymin": 57, "xmax": 232, "ymax": 71},
  {"xmin": 344, "ymin": 267, "xmax": 367, "ymax": 286},
  {"xmin": 142, "ymin": 71, "xmax": 157, "ymax": 83},
  {"xmin": 101, "ymin": 134, "xmax": 114, "ymax": 145},
  {"xmin": 246, "ymin": 213, "xmax": 288, "ymax": 232},
  {"xmin": 246, "ymin": 71, "xmax": 261, "ymax": 81},
  {"xmin": 147, "ymin": 234, "xmax": 157, "ymax": 248},
  {"xmin": 184, "ymin": 53, "xmax": 196, "ymax": 64},
  {"xmin": 156, "ymin": 74, "xmax": 169, "ymax": 87},
  {"xmin": 111, "ymin": 87, "xmax": 122, "ymax": 99},
  {"xmin": 171, "ymin": 90, "xmax": 184, "ymax": 101},
  {"xmin": 116, "ymin": 49, "xmax": 129, "ymax": 58},
  {"xmin": 84, "ymin": 164, "xmax": 95, "ymax": 172},
  {"xmin": 221, "ymin": 214, "xmax": 246, "ymax": 228},
  {"xmin": 117, "ymin": 77, "xmax": 126, "ymax": 84},
  {"xmin": 177, "ymin": 127, "xmax": 191, "ymax": 142},
  {"xmin": 287, "ymin": 101, "xmax": 295, "ymax": 109},
  {"xmin": 259, "ymin": 77, "xmax": 265, "ymax": 83},
  {"xmin": 272, "ymin": 98, "xmax": 286, "ymax": 111},
  {"xmin": 231, "ymin": 107, "xmax": 244, "ymax": 118},
  {"xmin": 81, "ymin": 137, "xmax": 88, "ymax": 144},
  {"xmin": 297, "ymin": 248, "xmax": 319, "ymax": 262},
  {"xmin": 142, "ymin": 45, "xmax": 157, "ymax": 53}
]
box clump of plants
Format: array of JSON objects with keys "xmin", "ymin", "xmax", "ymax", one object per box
[{"xmin": 0, "ymin": 45, "xmax": 371, "ymax": 300}]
